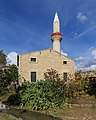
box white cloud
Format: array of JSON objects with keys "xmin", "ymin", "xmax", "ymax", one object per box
[
  {"xmin": 85, "ymin": 65, "xmax": 96, "ymax": 71},
  {"xmin": 71, "ymin": 24, "xmax": 96, "ymax": 40},
  {"xmin": 75, "ymin": 47, "xmax": 96, "ymax": 71},
  {"xmin": 75, "ymin": 56, "xmax": 85, "ymax": 61},
  {"xmin": 77, "ymin": 64, "xmax": 96, "ymax": 71},
  {"xmin": 76, "ymin": 12, "xmax": 88, "ymax": 23},
  {"xmin": 89, "ymin": 46, "xmax": 95, "ymax": 51},
  {"xmin": 7, "ymin": 52, "xmax": 18, "ymax": 65},
  {"xmin": 61, "ymin": 50, "xmax": 68, "ymax": 56},
  {"xmin": 92, "ymin": 49, "xmax": 96, "ymax": 59},
  {"xmin": 75, "ymin": 57, "xmax": 96, "ymax": 71}
]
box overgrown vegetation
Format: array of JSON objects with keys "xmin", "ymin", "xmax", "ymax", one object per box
[
  {"xmin": 18, "ymin": 70, "xmax": 67, "ymax": 113},
  {"xmin": 0, "ymin": 50, "xmax": 7, "ymax": 66},
  {"xmin": 67, "ymin": 71, "xmax": 96, "ymax": 99},
  {"xmin": 15, "ymin": 69, "xmax": 96, "ymax": 112},
  {"xmin": 1, "ymin": 63, "xmax": 96, "ymax": 115},
  {"xmin": 0, "ymin": 65, "xmax": 18, "ymax": 94},
  {"xmin": 67, "ymin": 72, "xmax": 89, "ymax": 99}
]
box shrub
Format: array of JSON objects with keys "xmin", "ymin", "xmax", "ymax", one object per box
[
  {"xmin": 44, "ymin": 69, "xmax": 61, "ymax": 81},
  {"xmin": 66, "ymin": 72, "xmax": 90, "ymax": 99},
  {"xmin": 0, "ymin": 65, "xmax": 18, "ymax": 94},
  {"xmin": 88, "ymin": 77, "xmax": 96, "ymax": 96},
  {"xmin": 6, "ymin": 93, "xmax": 21, "ymax": 106},
  {"xmin": 67, "ymin": 79, "xmax": 86, "ymax": 99},
  {"xmin": 19, "ymin": 79, "xmax": 67, "ymax": 112}
]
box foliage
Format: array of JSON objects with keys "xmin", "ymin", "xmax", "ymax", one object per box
[
  {"xmin": 44, "ymin": 69, "xmax": 61, "ymax": 81},
  {"xmin": 19, "ymin": 79, "xmax": 67, "ymax": 112},
  {"xmin": 0, "ymin": 65, "xmax": 18, "ymax": 94},
  {"xmin": 0, "ymin": 50, "xmax": 6, "ymax": 66},
  {"xmin": 19, "ymin": 69, "xmax": 67, "ymax": 112},
  {"xmin": 5, "ymin": 64, "xmax": 18, "ymax": 83},
  {"xmin": 6, "ymin": 93, "xmax": 21, "ymax": 106},
  {"xmin": 88, "ymin": 77, "xmax": 96, "ymax": 96},
  {"xmin": 18, "ymin": 69, "xmax": 96, "ymax": 112},
  {"xmin": 2, "ymin": 67, "xmax": 96, "ymax": 114},
  {"xmin": 66, "ymin": 71, "xmax": 90, "ymax": 99},
  {"xmin": 0, "ymin": 69, "xmax": 8, "ymax": 94},
  {"xmin": 77, "ymin": 71, "xmax": 96, "ymax": 97}
]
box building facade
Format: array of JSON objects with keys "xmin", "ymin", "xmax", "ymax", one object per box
[{"xmin": 18, "ymin": 13, "xmax": 75, "ymax": 84}]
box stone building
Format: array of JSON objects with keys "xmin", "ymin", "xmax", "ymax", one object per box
[{"xmin": 18, "ymin": 13, "xmax": 75, "ymax": 84}]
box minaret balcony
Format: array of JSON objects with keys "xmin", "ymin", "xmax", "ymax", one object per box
[
  {"xmin": 51, "ymin": 32, "xmax": 62, "ymax": 37},
  {"xmin": 51, "ymin": 32, "xmax": 62, "ymax": 42}
]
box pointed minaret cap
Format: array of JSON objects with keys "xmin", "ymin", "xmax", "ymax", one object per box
[
  {"xmin": 51, "ymin": 12, "xmax": 62, "ymax": 53},
  {"xmin": 54, "ymin": 12, "xmax": 59, "ymax": 22}
]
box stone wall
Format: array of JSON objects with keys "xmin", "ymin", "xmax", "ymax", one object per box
[{"xmin": 18, "ymin": 49, "xmax": 75, "ymax": 84}]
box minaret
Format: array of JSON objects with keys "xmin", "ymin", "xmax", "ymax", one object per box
[{"xmin": 51, "ymin": 13, "xmax": 62, "ymax": 53}]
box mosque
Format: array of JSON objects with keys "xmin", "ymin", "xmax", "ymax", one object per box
[{"xmin": 18, "ymin": 13, "xmax": 75, "ymax": 84}]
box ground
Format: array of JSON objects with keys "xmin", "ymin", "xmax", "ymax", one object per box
[
  {"xmin": 0, "ymin": 112, "xmax": 21, "ymax": 120},
  {"xmin": 1, "ymin": 93, "xmax": 96, "ymax": 120},
  {"xmin": 57, "ymin": 94, "xmax": 96, "ymax": 120}
]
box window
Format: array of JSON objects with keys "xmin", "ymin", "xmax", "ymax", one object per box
[
  {"xmin": 63, "ymin": 72, "xmax": 67, "ymax": 81},
  {"xmin": 63, "ymin": 61, "xmax": 67, "ymax": 64},
  {"xmin": 31, "ymin": 72, "xmax": 36, "ymax": 82},
  {"xmin": 17, "ymin": 55, "xmax": 19, "ymax": 66},
  {"xmin": 31, "ymin": 58, "xmax": 36, "ymax": 62}
]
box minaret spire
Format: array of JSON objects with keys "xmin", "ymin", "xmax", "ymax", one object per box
[
  {"xmin": 51, "ymin": 13, "xmax": 62, "ymax": 53},
  {"xmin": 54, "ymin": 12, "xmax": 59, "ymax": 22},
  {"xmin": 53, "ymin": 12, "xmax": 60, "ymax": 33}
]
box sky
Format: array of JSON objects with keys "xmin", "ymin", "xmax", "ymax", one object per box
[{"xmin": 0, "ymin": 0, "xmax": 96, "ymax": 70}]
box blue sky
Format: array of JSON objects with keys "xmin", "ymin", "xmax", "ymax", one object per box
[{"xmin": 0, "ymin": 0, "xmax": 96, "ymax": 70}]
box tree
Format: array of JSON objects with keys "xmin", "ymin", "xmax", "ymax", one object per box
[
  {"xmin": 5, "ymin": 64, "xmax": 18, "ymax": 83},
  {"xmin": 0, "ymin": 65, "xmax": 18, "ymax": 94},
  {"xmin": 44, "ymin": 69, "xmax": 61, "ymax": 81},
  {"xmin": 0, "ymin": 50, "xmax": 7, "ymax": 67},
  {"xmin": 0, "ymin": 69, "xmax": 7, "ymax": 94}
]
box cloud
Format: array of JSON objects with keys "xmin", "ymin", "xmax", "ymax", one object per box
[
  {"xmin": 76, "ymin": 12, "xmax": 88, "ymax": 23},
  {"xmin": 75, "ymin": 55, "xmax": 96, "ymax": 71},
  {"xmin": 85, "ymin": 65, "xmax": 96, "ymax": 71},
  {"xmin": 61, "ymin": 50, "xmax": 68, "ymax": 56},
  {"xmin": 89, "ymin": 46, "xmax": 95, "ymax": 51},
  {"xmin": 75, "ymin": 48, "xmax": 96, "ymax": 71},
  {"xmin": 7, "ymin": 52, "xmax": 18, "ymax": 65},
  {"xmin": 75, "ymin": 56, "xmax": 85, "ymax": 61},
  {"xmin": 71, "ymin": 24, "xmax": 96, "ymax": 40},
  {"xmin": 74, "ymin": 33, "xmax": 78, "ymax": 36},
  {"xmin": 92, "ymin": 49, "xmax": 96, "ymax": 59}
]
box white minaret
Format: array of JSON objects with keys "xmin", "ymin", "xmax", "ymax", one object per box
[{"xmin": 51, "ymin": 13, "xmax": 62, "ymax": 53}]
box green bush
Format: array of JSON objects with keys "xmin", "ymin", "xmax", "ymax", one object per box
[
  {"xmin": 0, "ymin": 65, "xmax": 18, "ymax": 94},
  {"xmin": 6, "ymin": 93, "xmax": 21, "ymax": 106},
  {"xmin": 87, "ymin": 77, "xmax": 96, "ymax": 96},
  {"xmin": 19, "ymin": 79, "xmax": 67, "ymax": 111}
]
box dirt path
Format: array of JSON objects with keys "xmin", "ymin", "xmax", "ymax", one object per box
[
  {"xmin": 0, "ymin": 112, "xmax": 22, "ymax": 120},
  {"xmin": 57, "ymin": 94, "xmax": 96, "ymax": 120},
  {"xmin": 6, "ymin": 108, "xmax": 62, "ymax": 120}
]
